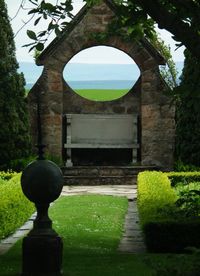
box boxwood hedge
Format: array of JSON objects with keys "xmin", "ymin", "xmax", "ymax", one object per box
[
  {"xmin": 137, "ymin": 171, "xmax": 200, "ymax": 252},
  {"xmin": 137, "ymin": 171, "xmax": 177, "ymax": 228},
  {"xmin": 0, "ymin": 173, "xmax": 35, "ymax": 240},
  {"xmin": 167, "ymin": 171, "xmax": 200, "ymax": 186}
]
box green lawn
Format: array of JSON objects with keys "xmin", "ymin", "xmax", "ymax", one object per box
[
  {"xmin": 74, "ymin": 89, "xmax": 129, "ymax": 101},
  {"xmin": 0, "ymin": 195, "xmax": 200, "ymax": 275}
]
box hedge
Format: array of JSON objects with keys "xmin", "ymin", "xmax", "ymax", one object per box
[
  {"xmin": 143, "ymin": 219, "xmax": 200, "ymax": 253},
  {"xmin": 137, "ymin": 171, "xmax": 177, "ymax": 228},
  {"xmin": 0, "ymin": 173, "xmax": 35, "ymax": 240},
  {"xmin": 167, "ymin": 171, "xmax": 200, "ymax": 186},
  {"xmin": 137, "ymin": 171, "xmax": 200, "ymax": 252},
  {"xmin": 0, "ymin": 171, "xmax": 18, "ymax": 181}
]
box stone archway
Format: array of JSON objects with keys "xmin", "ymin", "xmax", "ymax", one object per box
[{"xmin": 28, "ymin": 0, "xmax": 175, "ymax": 170}]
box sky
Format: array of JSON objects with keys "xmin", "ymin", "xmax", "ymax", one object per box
[{"xmin": 5, "ymin": 0, "xmax": 185, "ymax": 64}]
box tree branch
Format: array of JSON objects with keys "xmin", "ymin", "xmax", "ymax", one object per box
[{"xmin": 134, "ymin": 0, "xmax": 200, "ymax": 58}]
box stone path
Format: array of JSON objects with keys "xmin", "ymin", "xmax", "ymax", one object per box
[
  {"xmin": 61, "ymin": 184, "xmax": 137, "ymax": 200},
  {"xmin": 0, "ymin": 185, "xmax": 145, "ymax": 255},
  {"xmin": 118, "ymin": 200, "xmax": 146, "ymax": 253}
]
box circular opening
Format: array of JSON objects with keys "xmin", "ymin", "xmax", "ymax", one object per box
[{"xmin": 63, "ymin": 46, "xmax": 140, "ymax": 101}]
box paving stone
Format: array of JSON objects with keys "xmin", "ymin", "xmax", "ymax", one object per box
[
  {"xmin": 118, "ymin": 201, "xmax": 146, "ymax": 253},
  {"xmin": 1, "ymin": 236, "xmax": 18, "ymax": 244}
]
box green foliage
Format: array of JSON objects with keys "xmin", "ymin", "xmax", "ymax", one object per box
[
  {"xmin": 9, "ymin": 155, "xmax": 36, "ymax": 172},
  {"xmin": 174, "ymin": 159, "xmax": 200, "ymax": 172},
  {"xmin": 138, "ymin": 171, "xmax": 200, "ymax": 252},
  {"xmin": 143, "ymin": 220, "xmax": 200, "ymax": 253},
  {"xmin": 150, "ymin": 32, "xmax": 178, "ymax": 89},
  {"xmin": 44, "ymin": 154, "xmax": 63, "ymax": 167},
  {"xmin": 23, "ymin": 0, "xmax": 200, "ymax": 59},
  {"xmin": 24, "ymin": 0, "xmax": 74, "ymax": 51},
  {"xmin": 175, "ymin": 50, "xmax": 200, "ymax": 166},
  {"xmin": 0, "ymin": 0, "xmax": 31, "ymax": 170},
  {"xmin": 137, "ymin": 171, "xmax": 177, "ymax": 228},
  {"xmin": 0, "ymin": 170, "xmax": 18, "ymax": 181},
  {"xmin": 175, "ymin": 182, "xmax": 200, "ymax": 217},
  {"xmin": 167, "ymin": 171, "xmax": 200, "ymax": 186},
  {"xmin": 0, "ymin": 173, "xmax": 35, "ymax": 239}
]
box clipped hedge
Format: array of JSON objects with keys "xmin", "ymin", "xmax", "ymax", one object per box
[
  {"xmin": 167, "ymin": 171, "xmax": 200, "ymax": 186},
  {"xmin": 0, "ymin": 171, "xmax": 18, "ymax": 181},
  {"xmin": 0, "ymin": 173, "xmax": 35, "ymax": 240},
  {"xmin": 137, "ymin": 171, "xmax": 177, "ymax": 228},
  {"xmin": 144, "ymin": 220, "xmax": 200, "ymax": 253},
  {"xmin": 137, "ymin": 171, "xmax": 200, "ymax": 252}
]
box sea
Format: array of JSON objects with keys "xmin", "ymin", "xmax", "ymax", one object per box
[
  {"xmin": 19, "ymin": 61, "xmax": 183, "ymax": 90},
  {"xmin": 26, "ymin": 80, "xmax": 135, "ymax": 90}
]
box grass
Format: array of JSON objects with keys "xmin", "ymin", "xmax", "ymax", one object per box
[
  {"xmin": 50, "ymin": 195, "xmax": 128, "ymax": 254},
  {"xmin": 74, "ymin": 89, "xmax": 129, "ymax": 101},
  {"xmin": 0, "ymin": 195, "xmax": 200, "ymax": 275}
]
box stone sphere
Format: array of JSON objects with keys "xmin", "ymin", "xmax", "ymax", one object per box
[{"xmin": 21, "ymin": 159, "xmax": 64, "ymax": 204}]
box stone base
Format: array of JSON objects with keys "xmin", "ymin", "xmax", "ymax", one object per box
[
  {"xmin": 22, "ymin": 235, "xmax": 63, "ymax": 276},
  {"xmin": 62, "ymin": 165, "xmax": 159, "ymax": 186}
]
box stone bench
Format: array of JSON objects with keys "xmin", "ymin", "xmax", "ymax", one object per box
[{"xmin": 64, "ymin": 114, "xmax": 139, "ymax": 167}]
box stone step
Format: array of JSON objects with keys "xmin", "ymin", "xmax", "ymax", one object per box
[
  {"xmin": 62, "ymin": 165, "xmax": 158, "ymax": 185},
  {"xmin": 63, "ymin": 175, "xmax": 137, "ymax": 186},
  {"xmin": 62, "ymin": 165, "xmax": 158, "ymax": 177}
]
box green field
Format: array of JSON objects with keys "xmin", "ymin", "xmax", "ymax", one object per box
[{"xmin": 74, "ymin": 89, "xmax": 129, "ymax": 101}]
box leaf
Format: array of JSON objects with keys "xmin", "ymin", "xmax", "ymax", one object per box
[
  {"xmin": 43, "ymin": 13, "xmax": 47, "ymax": 19},
  {"xmin": 34, "ymin": 17, "xmax": 42, "ymax": 26},
  {"xmin": 43, "ymin": 3, "xmax": 55, "ymax": 12},
  {"xmin": 48, "ymin": 21, "xmax": 56, "ymax": 31},
  {"xmin": 35, "ymin": 43, "xmax": 44, "ymax": 51},
  {"xmin": 38, "ymin": 31, "xmax": 47, "ymax": 37},
  {"xmin": 55, "ymin": 27, "xmax": 61, "ymax": 37},
  {"xmin": 28, "ymin": 8, "xmax": 39, "ymax": 15},
  {"xmin": 29, "ymin": 0, "xmax": 38, "ymax": 5},
  {"xmin": 29, "ymin": 45, "xmax": 37, "ymax": 52},
  {"xmin": 22, "ymin": 42, "xmax": 35, "ymax": 48},
  {"xmin": 27, "ymin": 30, "xmax": 37, "ymax": 40}
]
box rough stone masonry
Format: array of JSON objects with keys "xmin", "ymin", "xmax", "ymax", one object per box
[{"xmin": 28, "ymin": 0, "xmax": 175, "ymax": 170}]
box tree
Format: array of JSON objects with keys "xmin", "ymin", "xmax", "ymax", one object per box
[
  {"xmin": 0, "ymin": 0, "xmax": 31, "ymax": 170},
  {"xmin": 132, "ymin": 0, "xmax": 200, "ymax": 59},
  {"xmin": 22, "ymin": 0, "xmax": 200, "ymax": 59},
  {"xmin": 175, "ymin": 50, "xmax": 200, "ymax": 166}
]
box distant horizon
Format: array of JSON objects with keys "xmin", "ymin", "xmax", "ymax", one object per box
[
  {"xmin": 19, "ymin": 61, "xmax": 184, "ymax": 88},
  {"xmin": 18, "ymin": 60, "xmax": 184, "ymax": 65}
]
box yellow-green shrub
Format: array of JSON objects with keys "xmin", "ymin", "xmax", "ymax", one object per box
[
  {"xmin": 0, "ymin": 173, "xmax": 35, "ymax": 239},
  {"xmin": 137, "ymin": 171, "xmax": 200, "ymax": 252},
  {"xmin": 137, "ymin": 171, "xmax": 177, "ymax": 228},
  {"xmin": 0, "ymin": 171, "xmax": 18, "ymax": 181}
]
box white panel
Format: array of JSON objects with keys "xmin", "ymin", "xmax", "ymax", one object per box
[{"xmin": 66, "ymin": 114, "xmax": 137, "ymax": 145}]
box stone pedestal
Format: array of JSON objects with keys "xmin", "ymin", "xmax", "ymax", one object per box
[{"xmin": 22, "ymin": 234, "xmax": 63, "ymax": 276}]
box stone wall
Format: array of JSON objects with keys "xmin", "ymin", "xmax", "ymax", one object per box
[
  {"xmin": 28, "ymin": 0, "xmax": 175, "ymax": 170},
  {"xmin": 63, "ymin": 79, "xmax": 141, "ymax": 115}
]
